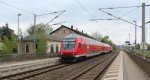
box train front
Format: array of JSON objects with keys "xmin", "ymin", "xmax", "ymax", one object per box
[{"xmin": 60, "ymin": 34, "xmax": 77, "ymax": 61}]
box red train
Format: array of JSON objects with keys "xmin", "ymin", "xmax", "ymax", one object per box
[{"xmin": 60, "ymin": 34, "xmax": 112, "ymax": 62}]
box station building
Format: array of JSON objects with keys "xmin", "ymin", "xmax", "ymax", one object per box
[
  {"xmin": 50, "ymin": 25, "xmax": 93, "ymax": 39},
  {"xmin": 22, "ymin": 34, "xmax": 61, "ymax": 54}
]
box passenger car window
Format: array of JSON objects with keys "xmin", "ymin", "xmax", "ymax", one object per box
[{"xmin": 78, "ymin": 43, "xmax": 81, "ymax": 48}]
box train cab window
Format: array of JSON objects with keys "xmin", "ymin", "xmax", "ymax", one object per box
[
  {"xmin": 62, "ymin": 38, "xmax": 76, "ymax": 50},
  {"xmin": 78, "ymin": 43, "xmax": 81, "ymax": 48}
]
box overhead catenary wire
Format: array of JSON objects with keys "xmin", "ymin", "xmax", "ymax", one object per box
[
  {"xmin": 98, "ymin": 9, "xmax": 141, "ymax": 28},
  {"xmin": 90, "ymin": 7, "xmax": 139, "ymax": 22},
  {"xmin": 36, "ymin": 10, "xmax": 65, "ymax": 17},
  {"xmin": 99, "ymin": 5, "xmax": 150, "ymax": 9},
  {"xmin": 120, "ymin": 7, "xmax": 140, "ymax": 18},
  {"xmin": 90, "ymin": 19, "xmax": 118, "ymax": 21},
  {"xmin": 75, "ymin": 0, "xmax": 94, "ymax": 19},
  {"xmin": 44, "ymin": 10, "xmax": 66, "ymax": 26},
  {"xmin": 0, "ymin": 0, "xmax": 34, "ymax": 14},
  {"xmin": 52, "ymin": 22, "xmax": 66, "ymax": 25}
]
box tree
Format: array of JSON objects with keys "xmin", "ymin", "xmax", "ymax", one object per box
[
  {"xmin": 91, "ymin": 32, "xmax": 102, "ymax": 41},
  {"xmin": 27, "ymin": 23, "xmax": 53, "ymax": 35},
  {"xmin": 101, "ymin": 35, "xmax": 116, "ymax": 49},
  {"xmin": 0, "ymin": 23, "xmax": 12, "ymax": 40},
  {"xmin": 2, "ymin": 36, "xmax": 13, "ymax": 54},
  {"xmin": 11, "ymin": 35, "xmax": 17, "ymax": 52},
  {"xmin": 0, "ymin": 43, "xmax": 8, "ymax": 56},
  {"xmin": 36, "ymin": 32, "xmax": 47, "ymax": 55},
  {"xmin": 0, "ymin": 23, "xmax": 17, "ymax": 53},
  {"xmin": 101, "ymin": 35, "xmax": 109, "ymax": 44}
]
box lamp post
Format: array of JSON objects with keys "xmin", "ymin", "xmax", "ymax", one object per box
[
  {"xmin": 18, "ymin": 13, "xmax": 21, "ymax": 54},
  {"xmin": 133, "ymin": 21, "xmax": 137, "ymax": 54}
]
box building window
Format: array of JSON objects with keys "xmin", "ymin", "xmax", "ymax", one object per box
[
  {"xmin": 62, "ymin": 30, "xmax": 65, "ymax": 34},
  {"xmin": 26, "ymin": 44, "xmax": 29, "ymax": 53},
  {"xmin": 50, "ymin": 44, "xmax": 54, "ymax": 53},
  {"xmin": 63, "ymin": 30, "xmax": 65, "ymax": 34},
  {"xmin": 70, "ymin": 31, "xmax": 71, "ymax": 34},
  {"xmin": 56, "ymin": 44, "xmax": 59, "ymax": 52},
  {"xmin": 36, "ymin": 43, "xmax": 38, "ymax": 49}
]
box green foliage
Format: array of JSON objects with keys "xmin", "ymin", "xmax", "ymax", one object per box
[
  {"xmin": 27, "ymin": 23, "xmax": 53, "ymax": 35},
  {"xmin": 101, "ymin": 35, "xmax": 116, "ymax": 49},
  {"xmin": 136, "ymin": 44, "xmax": 140, "ymax": 50},
  {"xmin": 91, "ymin": 32, "xmax": 116, "ymax": 49},
  {"xmin": 0, "ymin": 43, "xmax": 8, "ymax": 56},
  {"xmin": 91, "ymin": 32, "xmax": 102, "ymax": 41},
  {"xmin": 101, "ymin": 35, "xmax": 112, "ymax": 45},
  {"xmin": 0, "ymin": 23, "xmax": 12, "ymax": 40},
  {"xmin": 147, "ymin": 44, "xmax": 150, "ymax": 51},
  {"xmin": 0, "ymin": 23, "xmax": 17, "ymax": 53},
  {"xmin": 36, "ymin": 32, "xmax": 47, "ymax": 55},
  {"xmin": 11, "ymin": 34, "xmax": 17, "ymax": 52},
  {"xmin": 135, "ymin": 44, "xmax": 150, "ymax": 51},
  {"xmin": 136, "ymin": 50, "xmax": 150, "ymax": 58},
  {"xmin": 2, "ymin": 36, "xmax": 13, "ymax": 54},
  {"xmin": 101, "ymin": 35, "xmax": 109, "ymax": 43}
]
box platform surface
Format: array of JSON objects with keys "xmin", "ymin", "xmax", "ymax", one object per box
[
  {"xmin": 0, "ymin": 57, "xmax": 60, "ymax": 68},
  {"xmin": 123, "ymin": 51, "xmax": 148, "ymax": 80},
  {"xmin": 102, "ymin": 51, "xmax": 149, "ymax": 80}
]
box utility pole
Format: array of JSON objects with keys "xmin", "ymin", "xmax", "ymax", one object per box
[
  {"xmin": 133, "ymin": 21, "xmax": 137, "ymax": 54},
  {"xmin": 34, "ymin": 14, "xmax": 36, "ymax": 53},
  {"xmin": 142, "ymin": 3, "xmax": 146, "ymax": 59},
  {"xmin": 128, "ymin": 34, "xmax": 130, "ymax": 51},
  {"xmin": 18, "ymin": 13, "xmax": 21, "ymax": 54}
]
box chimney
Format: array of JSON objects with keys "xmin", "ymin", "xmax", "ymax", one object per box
[
  {"xmin": 6, "ymin": 22, "xmax": 8, "ymax": 27},
  {"xmin": 82, "ymin": 30, "xmax": 83, "ymax": 33},
  {"xmin": 76, "ymin": 28, "xmax": 78, "ymax": 31},
  {"xmin": 71, "ymin": 25, "xmax": 73, "ymax": 29}
]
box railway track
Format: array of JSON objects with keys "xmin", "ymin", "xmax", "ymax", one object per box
[
  {"xmin": 67, "ymin": 51, "xmax": 118, "ymax": 80},
  {"xmin": 0, "ymin": 64, "xmax": 71, "ymax": 80},
  {"xmin": 31, "ymin": 51, "xmax": 119, "ymax": 80},
  {"xmin": 0, "ymin": 51, "xmax": 119, "ymax": 80}
]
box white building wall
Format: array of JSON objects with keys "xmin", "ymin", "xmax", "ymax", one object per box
[{"xmin": 47, "ymin": 41, "xmax": 61, "ymax": 54}]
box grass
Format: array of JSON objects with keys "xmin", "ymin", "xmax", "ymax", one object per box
[{"xmin": 136, "ymin": 49, "xmax": 150, "ymax": 58}]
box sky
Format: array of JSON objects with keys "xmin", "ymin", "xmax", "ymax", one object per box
[{"xmin": 0, "ymin": 0, "xmax": 150, "ymax": 45}]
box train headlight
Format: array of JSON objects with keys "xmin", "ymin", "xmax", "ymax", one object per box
[{"xmin": 72, "ymin": 53, "xmax": 74, "ymax": 55}]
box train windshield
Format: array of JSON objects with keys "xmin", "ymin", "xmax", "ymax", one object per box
[{"xmin": 62, "ymin": 38, "xmax": 76, "ymax": 50}]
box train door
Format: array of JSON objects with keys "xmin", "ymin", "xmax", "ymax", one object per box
[{"xmin": 86, "ymin": 45, "xmax": 90, "ymax": 54}]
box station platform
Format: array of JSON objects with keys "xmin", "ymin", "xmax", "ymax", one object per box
[
  {"xmin": 0, "ymin": 57, "xmax": 61, "ymax": 77},
  {"xmin": 102, "ymin": 51, "xmax": 149, "ymax": 80},
  {"xmin": 0, "ymin": 57, "xmax": 60, "ymax": 68}
]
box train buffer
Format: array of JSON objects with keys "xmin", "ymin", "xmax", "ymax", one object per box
[{"xmin": 101, "ymin": 51, "xmax": 149, "ymax": 80}]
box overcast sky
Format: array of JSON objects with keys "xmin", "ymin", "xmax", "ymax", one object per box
[{"xmin": 0, "ymin": 0, "xmax": 149, "ymax": 45}]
